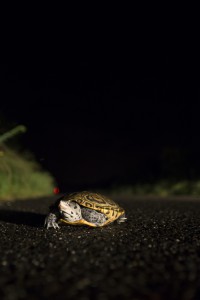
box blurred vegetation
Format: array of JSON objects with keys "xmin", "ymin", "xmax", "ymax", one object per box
[
  {"xmin": 1, "ymin": 115, "xmax": 200, "ymax": 199},
  {"xmin": 0, "ymin": 125, "xmax": 26, "ymax": 144},
  {"xmin": 0, "ymin": 122, "xmax": 54, "ymax": 200},
  {"xmin": 109, "ymin": 180, "xmax": 200, "ymax": 197},
  {"xmin": 104, "ymin": 146, "xmax": 200, "ymax": 197}
]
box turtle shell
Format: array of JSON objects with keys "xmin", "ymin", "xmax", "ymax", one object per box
[{"xmin": 58, "ymin": 191, "xmax": 125, "ymax": 227}]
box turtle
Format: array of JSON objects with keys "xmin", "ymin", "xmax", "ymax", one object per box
[{"xmin": 44, "ymin": 191, "xmax": 127, "ymax": 229}]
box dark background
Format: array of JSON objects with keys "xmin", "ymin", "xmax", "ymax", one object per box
[{"xmin": 1, "ymin": 36, "xmax": 199, "ymax": 191}]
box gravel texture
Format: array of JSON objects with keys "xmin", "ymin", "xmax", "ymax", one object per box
[{"xmin": 1, "ymin": 196, "xmax": 200, "ymax": 300}]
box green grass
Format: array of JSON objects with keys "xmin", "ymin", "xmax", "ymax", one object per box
[
  {"xmin": 109, "ymin": 180, "xmax": 200, "ymax": 197},
  {"xmin": 0, "ymin": 146, "xmax": 54, "ymax": 200}
]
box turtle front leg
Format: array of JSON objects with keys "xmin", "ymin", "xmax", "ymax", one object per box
[{"xmin": 44, "ymin": 211, "xmax": 60, "ymax": 229}]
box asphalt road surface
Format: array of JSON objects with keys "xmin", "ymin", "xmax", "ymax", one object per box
[{"xmin": 1, "ymin": 195, "xmax": 200, "ymax": 300}]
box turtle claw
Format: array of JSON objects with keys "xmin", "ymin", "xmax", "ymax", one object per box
[
  {"xmin": 117, "ymin": 217, "xmax": 127, "ymax": 224},
  {"xmin": 44, "ymin": 213, "xmax": 60, "ymax": 229},
  {"xmin": 48, "ymin": 223, "xmax": 59, "ymax": 229}
]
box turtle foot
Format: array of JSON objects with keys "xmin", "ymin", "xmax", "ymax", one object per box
[
  {"xmin": 117, "ymin": 216, "xmax": 127, "ymax": 224},
  {"xmin": 44, "ymin": 213, "xmax": 60, "ymax": 229}
]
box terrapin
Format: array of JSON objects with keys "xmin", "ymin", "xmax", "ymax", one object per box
[{"xmin": 44, "ymin": 191, "xmax": 127, "ymax": 229}]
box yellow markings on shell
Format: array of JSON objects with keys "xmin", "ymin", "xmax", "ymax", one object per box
[{"xmin": 60, "ymin": 218, "xmax": 98, "ymax": 227}]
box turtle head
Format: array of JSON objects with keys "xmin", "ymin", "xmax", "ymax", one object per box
[{"xmin": 59, "ymin": 200, "xmax": 82, "ymax": 222}]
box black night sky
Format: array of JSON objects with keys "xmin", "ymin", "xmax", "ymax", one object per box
[{"xmin": 1, "ymin": 39, "xmax": 200, "ymax": 190}]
